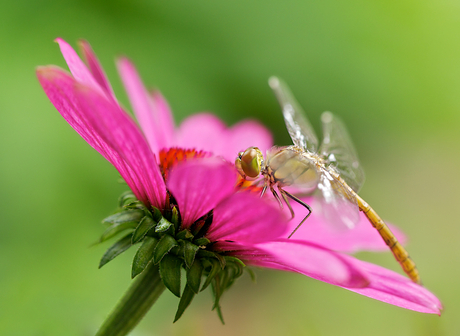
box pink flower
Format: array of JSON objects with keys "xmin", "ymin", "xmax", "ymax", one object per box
[
  {"xmin": 39, "ymin": 38, "xmax": 272, "ymax": 209},
  {"xmin": 36, "ymin": 39, "xmax": 442, "ymax": 321}
]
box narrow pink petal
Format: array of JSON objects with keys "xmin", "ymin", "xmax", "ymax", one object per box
[
  {"xmin": 117, "ymin": 58, "xmax": 171, "ymax": 154},
  {"xmin": 78, "ymin": 39, "xmax": 116, "ymax": 100},
  {"xmin": 287, "ymin": 197, "xmax": 407, "ymax": 253},
  {"xmin": 151, "ymin": 90, "xmax": 175, "ymax": 147},
  {"xmin": 55, "ymin": 38, "xmax": 106, "ymax": 98},
  {"xmin": 176, "ymin": 113, "xmax": 227, "ymax": 155},
  {"xmin": 239, "ymin": 239, "xmax": 370, "ymax": 288},
  {"xmin": 74, "ymin": 79, "xmax": 166, "ymax": 209},
  {"xmin": 167, "ymin": 158, "xmax": 237, "ymax": 227},
  {"xmin": 226, "ymin": 119, "xmax": 274, "ymax": 161},
  {"xmin": 177, "ymin": 114, "xmax": 273, "ymax": 163},
  {"xmin": 344, "ymin": 260, "xmax": 443, "ymax": 314},
  {"xmin": 236, "ymin": 238, "xmax": 442, "ymax": 314},
  {"xmin": 206, "ymin": 192, "xmax": 288, "ymax": 244},
  {"xmin": 37, "ymin": 66, "xmax": 166, "ymax": 209},
  {"xmin": 37, "ymin": 66, "xmax": 147, "ymax": 204}
]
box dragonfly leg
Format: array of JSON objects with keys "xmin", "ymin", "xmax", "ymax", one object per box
[
  {"xmin": 279, "ymin": 189, "xmax": 312, "ymax": 238},
  {"xmin": 261, "ymin": 184, "xmax": 268, "ymax": 197},
  {"xmin": 270, "ymin": 186, "xmax": 284, "ymax": 209},
  {"xmin": 279, "ymin": 187, "xmax": 295, "ymax": 219}
]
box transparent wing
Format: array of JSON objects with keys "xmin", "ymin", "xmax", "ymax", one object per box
[
  {"xmin": 316, "ymin": 167, "xmax": 360, "ymax": 231},
  {"xmin": 269, "ymin": 77, "xmax": 318, "ymax": 153},
  {"xmin": 318, "ymin": 111, "xmax": 365, "ymax": 193}
]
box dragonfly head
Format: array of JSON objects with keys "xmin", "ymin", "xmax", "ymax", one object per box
[{"xmin": 235, "ymin": 147, "xmax": 264, "ymax": 178}]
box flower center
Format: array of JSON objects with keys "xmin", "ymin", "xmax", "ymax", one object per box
[{"xmin": 159, "ymin": 147, "xmax": 211, "ymax": 181}]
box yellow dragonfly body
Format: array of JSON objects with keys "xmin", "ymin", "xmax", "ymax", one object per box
[{"xmin": 235, "ymin": 77, "xmax": 421, "ymax": 284}]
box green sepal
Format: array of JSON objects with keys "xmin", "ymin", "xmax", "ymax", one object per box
[
  {"xmin": 176, "ymin": 229, "xmax": 194, "ymax": 240},
  {"xmin": 197, "ymin": 250, "xmax": 226, "ymax": 269},
  {"xmin": 173, "ymin": 284, "xmax": 196, "ymax": 323},
  {"xmin": 132, "ymin": 237, "xmax": 158, "ymax": 278},
  {"xmin": 194, "ymin": 237, "xmax": 210, "ymax": 246},
  {"xmin": 131, "ymin": 216, "xmax": 156, "ymax": 244},
  {"xmin": 210, "ymin": 264, "xmax": 244, "ymax": 325},
  {"xmin": 155, "ymin": 217, "xmax": 174, "ymax": 233},
  {"xmin": 224, "ymin": 256, "xmax": 245, "ymax": 267},
  {"xmin": 211, "ymin": 273, "xmax": 224, "ymax": 309},
  {"xmin": 196, "ymin": 249, "xmax": 216, "ymax": 258},
  {"xmin": 224, "ymin": 256, "xmax": 245, "ymax": 278},
  {"xmin": 118, "ymin": 191, "xmax": 138, "ymax": 208},
  {"xmin": 221, "ymin": 263, "xmax": 241, "ymax": 289},
  {"xmin": 159, "ymin": 254, "xmax": 182, "ymax": 298},
  {"xmin": 246, "ymin": 267, "xmax": 257, "ymax": 283},
  {"xmin": 228, "ymin": 263, "xmax": 244, "ymax": 279},
  {"xmin": 99, "ymin": 233, "xmax": 133, "ymax": 268},
  {"xmin": 171, "ymin": 206, "xmax": 180, "ymax": 229},
  {"xmin": 102, "ymin": 209, "xmax": 144, "ymax": 225},
  {"xmin": 150, "ymin": 207, "xmax": 163, "ymax": 222},
  {"xmin": 211, "ymin": 275, "xmax": 225, "ymax": 324},
  {"xmin": 153, "ymin": 234, "xmax": 178, "ymax": 264},
  {"xmin": 124, "ymin": 203, "xmax": 148, "ymax": 212},
  {"xmin": 214, "ymin": 253, "xmax": 226, "ymax": 269},
  {"xmin": 98, "ymin": 221, "xmax": 136, "ymax": 243},
  {"xmin": 182, "ymin": 241, "xmax": 199, "ymax": 269},
  {"xmin": 200, "ymin": 258, "xmax": 221, "ymax": 291},
  {"xmin": 186, "ymin": 258, "xmax": 203, "ymax": 294}
]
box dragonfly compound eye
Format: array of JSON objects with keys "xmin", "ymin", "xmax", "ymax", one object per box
[{"xmin": 239, "ymin": 147, "xmax": 263, "ymax": 178}]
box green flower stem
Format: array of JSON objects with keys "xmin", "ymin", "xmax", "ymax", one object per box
[{"xmin": 96, "ymin": 264, "xmax": 165, "ymax": 336}]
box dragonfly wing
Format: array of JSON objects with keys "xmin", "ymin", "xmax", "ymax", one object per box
[
  {"xmin": 316, "ymin": 167, "xmax": 360, "ymax": 231},
  {"xmin": 318, "ymin": 111, "xmax": 365, "ymax": 193},
  {"xmin": 269, "ymin": 77, "xmax": 319, "ymax": 153}
]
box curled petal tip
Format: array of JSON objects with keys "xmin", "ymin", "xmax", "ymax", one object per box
[
  {"xmin": 116, "ymin": 57, "xmax": 137, "ymax": 77},
  {"xmin": 77, "ymin": 38, "xmax": 89, "ymax": 45},
  {"xmin": 77, "ymin": 39, "xmax": 91, "ymax": 52},
  {"xmin": 116, "ymin": 56, "xmax": 132, "ymax": 66},
  {"xmin": 431, "ymin": 298, "xmax": 443, "ymax": 315},
  {"xmin": 35, "ymin": 66, "xmax": 49, "ymax": 75},
  {"xmin": 54, "ymin": 37, "xmax": 68, "ymax": 46},
  {"xmin": 36, "ymin": 65, "xmax": 67, "ymax": 80},
  {"xmin": 268, "ymin": 76, "xmax": 280, "ymax": 89}
]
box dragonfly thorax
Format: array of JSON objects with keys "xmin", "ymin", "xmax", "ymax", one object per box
[{"xmin": 265, "ymin": 146, "xmax": 319, "ymax": 189}]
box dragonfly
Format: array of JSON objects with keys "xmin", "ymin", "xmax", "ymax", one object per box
[{"xmin": 235, "ymin": 77, "xmax": 421, "ymax": 284}]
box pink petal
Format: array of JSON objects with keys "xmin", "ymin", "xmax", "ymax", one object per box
[
  {"xmin": 344, "ymin": 260, "xmax": 442, "ymax": 314},
  {"xmin": 227, "ymin": 119, "xmax": 273, "ymax": 160},
  {"xmin": 73, "ymin": 78, "xmax": 166, "ymax": 209},
  {"xmin": 237, "ymin": 238, "xmax": 442, "ymax": 314},
  {"xmin": 151, "ymin": 90, "xmax": 175, "ymax": 147},
  {"xmin": 176, "ymin": 113, "xmax": 227, "ymax": 156},
  {"xmin": 37, "ymin": 66, "xmax": 166, "ymax": 209},
  {"xmin": 176, "ymin": 114, "xmax": 274, "ymax": 163},
  {"xmin": 239, "ymin": 239, "xmax": 370, "ymax": 288},
  {"xmin": 117, "ymin": 58, "xmax": 173, "ymax": 154},
  {"xmin": 55, "ymin": 38, "xmax": 106, "ymax": 99},
  {"xmin": 37, "ymin": 66, "xmax": 144, "ymax": 202},
  {"xmin": 287, "ymin": 197, "xmax": 407, "ymax": 253},
  {"xmin": 206, "ymin": 192, "xmax": 288, "ymax": 244},
  {"xmin": 78, "ymin": 39, "xmax": 116, "ymax": 100},
  {"xmin": 167, "ymin": 158, "xmax": 237, "ymax": 228}
]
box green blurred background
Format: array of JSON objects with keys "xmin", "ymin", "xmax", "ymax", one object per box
[{"xmin": 1, "ymin": 0, "xmax": 458, "ymax": 335}]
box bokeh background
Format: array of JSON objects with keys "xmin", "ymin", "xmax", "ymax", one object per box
[{"xmin": 1, "ymin": 0, "xmax": 458, "ymax": 335}]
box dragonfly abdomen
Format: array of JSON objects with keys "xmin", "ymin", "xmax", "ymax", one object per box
[{"xmin": 356, "ymin": 195, "xmax": 421, "ymax": 284}]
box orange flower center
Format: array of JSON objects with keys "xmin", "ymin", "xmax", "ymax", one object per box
[{"xmin": 159, "ymin": 147, "xmax": 212, "ymax": 181}]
